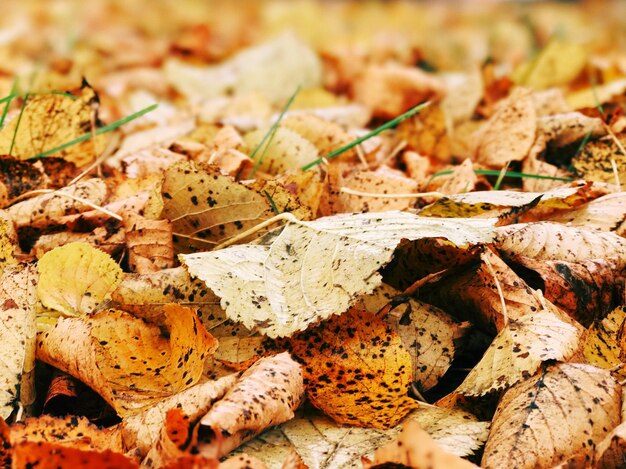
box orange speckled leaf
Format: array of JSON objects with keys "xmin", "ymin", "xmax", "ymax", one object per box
[
  {"xmin": 289, "ymin": 309, "xmax": 418, "ymax": 430},
  {"xmin": 12, "ymin": 442, "xmax": 137, "ymax": 469}
]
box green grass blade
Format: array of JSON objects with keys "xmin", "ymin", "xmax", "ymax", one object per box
[
  {"xmin": 302, "ymin": 101, "xmax": 430, "ymax": 171},
  {"xmin": 0, "ymin": 79, "xmax": 18, "ymax": 128},
  {"xmin": 32, "ymin": 103, "xmax": 158, "ymax": 158},
  {"xmin": 9, "ymin": 93, "xmax": 30, "ymax": 156},
  {"xmin": 264, "ymin": 190, "xmax": 280, "ymax": 214},
  {"xmin": 250, "ymin": 86, "xmax": 300, "ymax": 177}
]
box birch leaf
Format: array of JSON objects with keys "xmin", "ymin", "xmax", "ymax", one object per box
[
  {"xmin": 572, "ymin": 133, "xmax": 626, "ymax": 184},
  {"xmin": 364, "ymin": 420, "xmax": 479, "ymax": 469},
  {"xmin": 482, "ymin": 363, "xmax": 621, "ymax": 469},
  {"xmin": 181, "ymin": 212, "xmax": 496, "ymax": 338},
  {"xmin": 36, "ymin": 304, "xmax": 217, "ymax": 416},
  {"xmin": 457, "ymin": 311, "xmax": 582, "ymax": 397},
  {"xmin": 475, "ymin": 87, "xmax": 536, "ymax": 167},
  {"xmin": 583, "ymin": 306, "xmax": 626, "ymax": 379},
  {"xmin": 198, "ymin": 352, "xmax": 305, "ymax": 459},
  {"xmin": 494, "ymin": 222, "xmax": 626, "ymax": 269},
  {"xmin": 545, "ymin": 192, "xmax": 626, "ymax": 232},
  {"xmin": 161, "ymin": 160, "xmax": 274, "ymax": 252},
  {"xmin": 37, "ymin": 242, "xmax": 123, "ymax": 317},
  {"xmin": 515, "ymin": 40, "xmax": 587, "ymax": 89},
  {"xmin": 7, "ymin": 178, "xmax": 107, "ymax": 229},
  {"xmin": 288, "ymin": 308, "xmax": 418, "ymax": 430},
  {"xmin": 0, "ymin": 266, "xmax": 37, "ymax": 419}
]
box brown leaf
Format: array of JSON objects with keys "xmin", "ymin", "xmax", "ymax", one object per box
[
  {"xmin": 289, "ymin": 309, "xmax": 418, "ymax": 429},
  {"xmin": 395, "ymin": 102, "xmax": 451, "ymax": 162},
  {"xmin": 198, "ymin": 353, "xmax": 304, "ymax": 458},
  {"xmin": 583, "ymin": 306, "xmax": 626, "ymax": 380},
  {"xmin": 573, "ymin": 133, "xmax": 626, "ymax": 184},
  {"xmin": 482, "ymin": 363, "xmax": 621, "ymax": 469},
  {"xmin": 161, "ymin": 160, "xmax": 274, "ymax": 252},
  {"xmin": 123, "ymin": 211, "xmax": 174, "ymax": 273},
  {"xmin": 475, "ymin": 87, "xmax": 537, "ymax": 167}
]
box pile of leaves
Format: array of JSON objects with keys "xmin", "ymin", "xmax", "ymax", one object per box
[{"xmin": 1, "ymin": 1, "xmax": 626, "ymax": 468}]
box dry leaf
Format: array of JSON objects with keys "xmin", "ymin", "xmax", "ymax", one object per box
[
  {"xmin": 572, "ymin": 133, "xmax": 626, "ymax": 184},
  {"xmin": 123, "ymin": 211, "xmax": 174, "ymax": 273},
  {"xmin": 457, "ymin": 311, "xmax": 582, "ymax": 396},
  {"xmin": 0, "ymin": 84, "xmax": 106, "ymax": 167},
  {"xmin": 37, "ymin": 304, "xmax": 217, "ymax": 416},
  {"xmin": 7, "ymin": 178, "xmax": 108, "ymax": 229},
  {"xmin": 545, "ymin": 192, "xmax": 626, "ymax": 232},
  {"xmin": 198, "ymin": 352, "xmax": 304, "ymax": 458},
  {"xmin": 537, "ymin": 112, "xmax": 605, "ymax": 148},
  {"xmin": 494, "ymin": 222, "xmax": 626, "ymax": 269},
  {"xmin": 482, "ymin": 363, "xmax": 621, "ymax": 469},
  {"xmin": 289, "ymin": 308, "xmax": 418, "ymax": 429},
  {"xmin": 181, "ymin": 212, "xmax": 495, "ymax": 338},
  {"xmin": 475, "ymin": 87, "xmax": 536, "ymax": 167},
  {"xmin": 142, "ymin": 408, "xmax": 195, "ymax": 468},
  {"xmin": 121, "ymin": 374, "xmax": 237, "ymax": 457},
  {"xmin": 363, "ymin": 420, "xmax": 478, "ymax": 469},
  {"xmin": 32, "ymin": 227, "xmax": 125, "ymax": 259},
  {"xmin": 583, "ymin": 306, "xmax": 626, "ymax": 379},
  {"xmin": 429, "ymin": 158, "xmax": 478, "ymax": 196},
  {"xmin": 165, "ymin": 32, "xmax": 322, "ymax": 105},
  {"xmin": 593, "ymin": 420, "xmax": 626, "ymax": 469},
  {"xmin": 0, "ymin": 266, "xmax": 37, "ymax": 419},
  {"xmin": 395, "ymin": 102, "xmax": 450, "ymax": 161},
  {"xmin": 386, "ymin": 298, "xmax": 468, "ymax": 392},
  {"xmin": 37, "ymin": 242, "xmax": 123, "ymax": 317},
  {"xmin": 161, "ymin": 160, "xmax": 274, "ymax": 252},
  {"xmin": 514, "ymin": 40, "xmax": 587, "ymax": 89},
  {"xmin": 12, "ymin": 442, "xmax": 137, "ymax": 469},
  {"xmin": 243, "ymin": 126, "xmax": 319, "ymax": 175}
]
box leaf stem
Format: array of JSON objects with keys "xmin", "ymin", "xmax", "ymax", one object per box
[{"xmin": 431, "ymin": 169, "xmax": 573, "ymax": 182}]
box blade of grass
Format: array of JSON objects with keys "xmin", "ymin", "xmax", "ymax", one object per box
[
  {"xmin": 0, "ymin": 79, "xmax": 18, "ymax": 128},
  {"xmin": 302, "ymin": 101, "xmax": 431, "ymax": 171},
  {"xmin": 493, "ymin": 162, "xmax": 510, "ymax": 191},
  {"xmin": 249, "ymin": 86, "xmax": 300, "ymax": 177},
  {"xmin": 9, "ymin": 92, "xmax": 30, "ymax": 156},
  {"xmin": 264, "ymin": 190, "xmax": 280, "ymax": 214},
  {"xmin": 31, "ymin": 103, "xmax": 158, "ymax": 158},
  {"xmin": 431, "ymin": 169, "xmax": 573, "ymax": 182}
]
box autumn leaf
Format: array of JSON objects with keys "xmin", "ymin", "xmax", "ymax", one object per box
[
  {"xmin": 122, "ymin": 211, "xmax": 174, "ymax": 273},
  {"xmin": 37, "ymin": 242, "xmax": 123, "ymax": 317},
  {"xmin": 482, "ymin": 363, "xmax": 621, "ymax": 468},
  {"xmin": 0, "ymin": 266, "xmax": 37, "ymax": 419},
  {"xmin": 37, "ymin": 304, "xmax": 217, "ymax": 416},
  {"xmin": 363, "ymin": 420, "xmax": 479, "ymax": 469},
  {"xmin": 456, "ymin": 311, "xmax": 582, "ymax": 396},
  {"xmin": 583, "ymin": 306, "xmax": 626, "ymax": 379},
  {"xmin": 197, "ymin": 352, "xmax": 304, "ymax": 458},
  {"xmin": 545, "ymin": 192, "xmax": 626, "ymax": 233},
  {"xmin": 181, "ymin": 211, "xmax": 495, "ymax": 338},
  {"xmin": 572, "ymin": 133, "xmax": 626, "ymax": 184},
  {"xmin": 514, "ymin": 40, "xmax": 587, "ymax": 89},
  {"xmin": 161, "ymin": 160, "xmax": 274, "ymax": 252},
  {"xmin": 12, "ymin": 442, "xmax": 138, "ymax": 469}
]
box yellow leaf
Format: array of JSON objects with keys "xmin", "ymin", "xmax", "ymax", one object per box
[
  {"xmin": 584, "ymin": 306, "xmax": 626, "ymax": 379},
  {"xmin": 37, "ymin": 242, "xmax": 123, "ymax": 317},
  {"xmin": 289, "ymin": 309, "xmax": 418, "ymax": 430},
  {"xmin": 514, "ymin": 40, "xmax": 587, "ymax": 89},
  {"xmin": 36, "ymin": 304, "xmax": 218, "ymax": 416}
]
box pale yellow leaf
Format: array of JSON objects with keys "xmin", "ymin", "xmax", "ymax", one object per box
[
  {"xmin": 457, "ymin": 311, "xmax": 582, "ymax": 396},
  {"xmin": 545, "ymin": 192, "xmax": 626, "ymax": 232},
  {"xmin": 482, "ymin": 363, "xmax": 621, "ymax": 469},
  {"xmin": 583, "ymin": 306, "xmax": 626, "ymax": 379},
  {"xmin": 181, "ymin": 212, "xmax": 495, "ymax": 338},
  {"xmin": 515, "ymin": 40, "xmax": 587, "ymax": 89},
  {"xmin": 37, "ymin": 242, "xmax": 123, "ymax": 317},
  {"xmin": 0, "ymin": 266, "xmax": 37, "ymax": 419}
]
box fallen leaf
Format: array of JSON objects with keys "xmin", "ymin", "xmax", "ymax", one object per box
[
  {"xmin": 181, "ymin": 212, "xmax": 495, "ymax": 338},
  {"xmin": 7, "ymin": 178, "xmax": 108, "ymax": 229},
  {"xmin": 515, "ymin": 40, "xmax": 587, "ymax": 89},
  {"xmin": 537, "ymin": 112, "xmax": 605, "ymax": 148},
  {"xmin": 583, "ymin": 306, "xmax": 626, "ymax": 379},
  {"xmin": 482, "ymin": 363, "xmax": 621, "ymax": 469},
  {"xmin": 161, "ymin": 160, "xmax": 274, "ymax": 252},
  {"xmin": 593, "ymin": 420, "xmax": 626, "ymax": 469},
  {"xmin": 37, "ymin": 242, "xmax": 123, "ymax": 317},
  {"xmin": 363, "ymin": 419, "xmax": 479, "ymax": 469},
  {"xmin": 475, "ymin": 87, "xmax": 537, "ymax": 167},
  {"xmin": 37, "ymin": 304, "xmax": 217, "ymax": 416},
  {"xmin": 0, "ymin": 84, "xmax": 106, "ymax": 167},
  {"xmin": 572, "ymin": 133, "xmax": 626, "ymax": 184},
  {"xmin": 0, "ymin": 265, "xmax": 37, "ymax": 419},
  {"xmin": 396, "ymin": 102, "xmax": 451, "ymax": 161},
  {"xmin": 198, "ymin": 352, "xmax": 304, "ymax": 458},
  {"xmin": 120, "ymin": 374, "xmax": 237, "ymax": 457},
  {"xmin": 122, "ymin": 211, "xmax": 174, "ymax": 273},
  {"xmin": 142, "ymin": 408, "xmax": 195, "ymax": 468},
  {"xmin": 289, "ymin": 308, "xmax": 417, "ymax": 429},
  {"xmin": 12, "ymin": 442, "xmax": 137, "ymax": 469},
  {"xmin": 457, "ymin": 311, "xmax": 582, "ymax": 396},
  {"xmin": 494, "ymin": 221, "xmax": 626, "ymax": 269},
  {"xmin": 544, "ymin": 192, "xmax": 626, "ymax": 232}
]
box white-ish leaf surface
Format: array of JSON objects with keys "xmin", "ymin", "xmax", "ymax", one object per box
[{"xmin": 181, "ymin": 212, "xmax": 495, "ymax": 338}]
